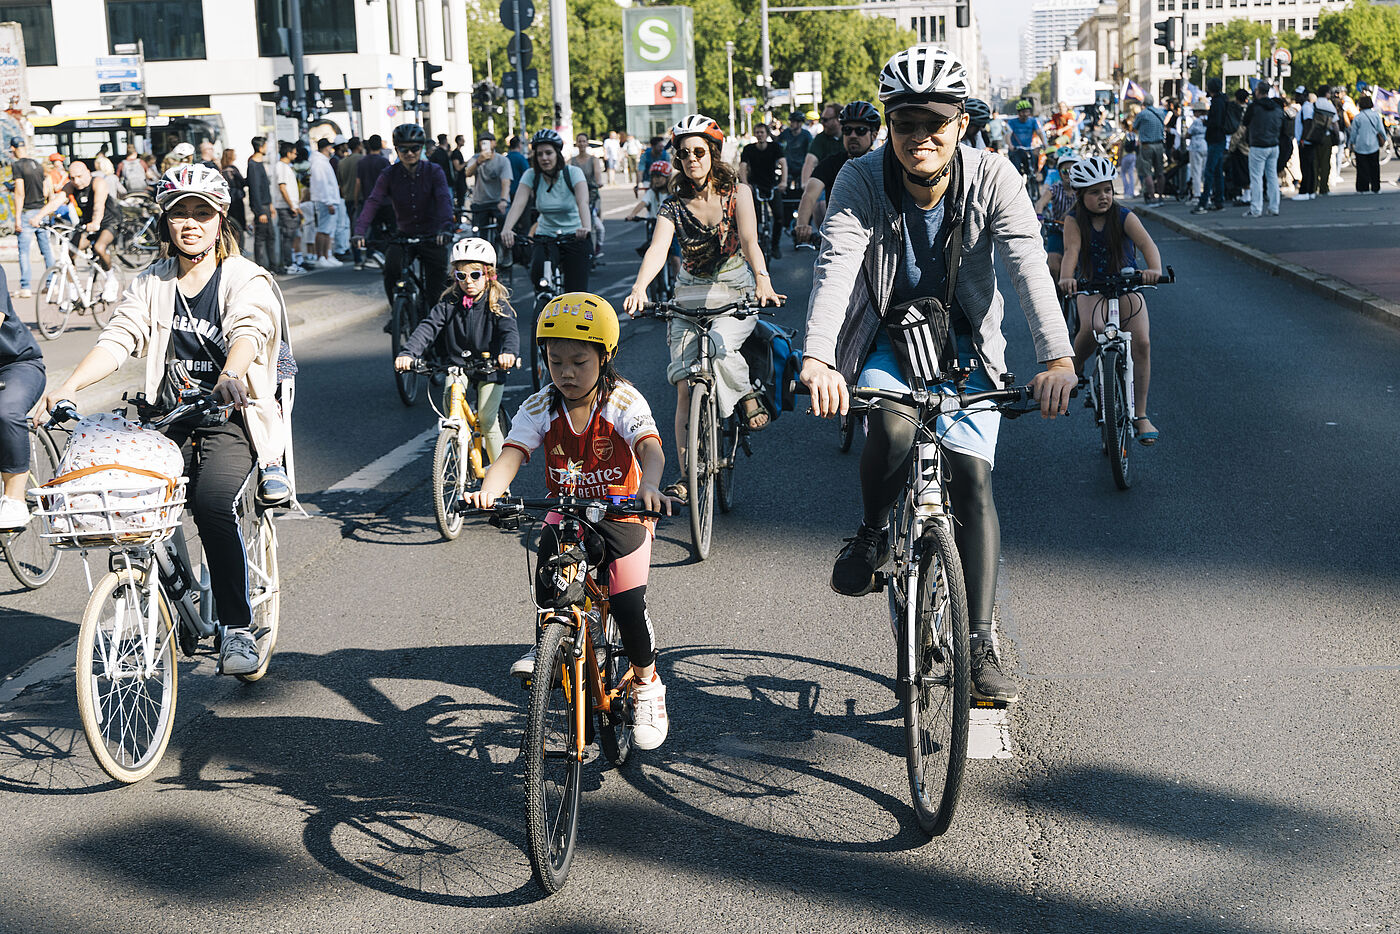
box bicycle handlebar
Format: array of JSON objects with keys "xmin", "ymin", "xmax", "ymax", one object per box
[
  {"xmin": 639, "ymin": 296, "xmax": 782, "ymax": 320},
  {"xmin": 1072, "ymin": 265, "xmax": 1176, "ymax": 295},
  {"xmin": 45, "ymin": 391, "xmax": 234, "ymax": 432},
  {"xmin": 488, "ymin": 495, "xmax": 663, "ymax": 530},
  {"xmin": 789, "ymin": 380, "xmax": 1068, "ymax": 419},
  {"xmin": 410, "ymin": 355, "xmax": 522, "ymax": 376}
]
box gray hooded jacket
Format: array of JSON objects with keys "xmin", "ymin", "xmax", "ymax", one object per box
[{"xmin": 803, "ymin": 144, "xmax": 1073, "ymax": 384}]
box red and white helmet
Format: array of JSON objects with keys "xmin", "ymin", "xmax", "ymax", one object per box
[
  {"xmin": 1066, "ymin": 155, "xmax": 1117, "ymax": 189},
  {"xmin": 450, "ymin": 237, "xmax": 497, "ymax": 266},
  {"xmin": 878, "ymin": 45, "xmax": 970, "ymax": 107},
  {"xmin": 155, "ymin": 163, "xmax": 230, "ymax": 213},
  {"xmin": 670, "ymin": 114, "xmax": 724, "ymax": 147}
]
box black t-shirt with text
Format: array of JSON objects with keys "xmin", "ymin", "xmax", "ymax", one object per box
[
  {"xmin": 169, "ymin": 264, "xmax": 228, "ymax": 389},
  {"xmin": 740, "ymin": 143, "xmax": 784, "ymax": 190},
  {"xmin": 12, "ymin": 158, "xmax": 45, "ymax": 210}
]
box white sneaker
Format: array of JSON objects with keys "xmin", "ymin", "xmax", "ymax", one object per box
[
  {"xmin": 316, "ymin": 255, "xmax": 343, "ymax": 268},
  {"xmin": 0, "ymin": 496, "xmax": 30, "ymax": 529},
  {"xmin": 102, "ymin": 274, "xmax": 121, "ymax": 303},
  {"xmin": 509, "ymin": 645, "xmax": 537, "ymax": 680},
  {"xmin": 1291, "ymin": 193, "xmax": 1312, "ymax": 201},
  {"xmin": 631, "ymin": 673, "xmax": 669, "ymax": 750},
  {"xmin": 286, "ymin": 264, "xmax": 306, "ymax": 275},
  {"xmin": 219, "ymin": 627, "xmax": 261, "ymax": 676}
]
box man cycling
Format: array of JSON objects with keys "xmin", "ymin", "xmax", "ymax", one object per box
[
  {"xmin": 35, "ymin": 159, "xmax": 123, "ymax": 301},
  {"xmin": 738, "ymin": 121, "xmax": 788, "ymax": 257},
  {"xmin": 1006, "ymin": 99, "xmax": 1046, "ymax": 186},
  {"xmin": 794, "ymin": 100, "xmax": 881, "ymax": 245},
  {"xmin": 799, "ymin": 45, "xmax": 1076, "ymax": 703},
  {"xmin": 353, "ymin": 123, "xmax": 454, "ymax": 314}
]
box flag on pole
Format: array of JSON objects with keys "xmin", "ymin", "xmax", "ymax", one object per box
[
  {"xmin": 1182, "ymin": 81, "xmax": 1205, "ymax": 106},
  {"xmin": 1374, "ymin": 87, "xmax": 1399, "ymax": 116},
  {"xmin": 1122, "ymin": 79, "xmax": 1145, "ymax": 103}
]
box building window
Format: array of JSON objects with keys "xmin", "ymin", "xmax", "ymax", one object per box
[
  {"xmin": 442, "ymin": 0, "xmax": 453, "ymax": 59},
  {"xmin": 107, "ymin": 0, "xmax": 205, "ymax": 60},
  {"xmin": 1190, "ymin": 22, "xmax": 1199, "ymax": 35},
  {"xmin": 255, "ymin": 0, "xmax": 357, "ymax": 56},
  {"xmin": 0, "ymin": 0, "xmax": 56, "ymax": 66},
  {"xmin": 1287, "ymin": 18, "xmax": 1295, "ymax": 29},
  {"xmin": 933, "ymin": 14, "xmax": 945, "ymax": 42},
  {"xmin": 1157, "ymin": 0, "xmax": 1164, "ymax": 10},
  {"xmin": 416, "ymin": 0, "xmax": 428, "ymax": 57},
  {"xmin": 387, "ymin": 0, "xmax": 400, "ymax": 54},
  {"xmin": 1158, "ymin": 51, "xmax": 1166, "ymax": 64}
]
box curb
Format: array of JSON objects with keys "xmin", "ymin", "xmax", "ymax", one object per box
[{"xmin": 1136, "ymin": 204, "xmax": 1400, "ymax": 329}]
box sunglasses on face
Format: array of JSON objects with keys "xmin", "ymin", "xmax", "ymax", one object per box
[
  {"xmin": 889, "ymin": 112, "xmax": 960, "ymax": 138},
  {"xmin": 396, "ymin": 145, "xmax": 422, "ymax": 154},
  {"xmin": 841, "ymin": 125, "xmax": 871, "ymax": 137},
  {"xmin": 453, "ymin": 269, "xmax": 487, "ymax": 282},
  {"xmin": 167, "ymin": 206, "xmax": 220, "ymax": 223},
  {"xmin": 677, "ymin": 147, "xmax": 709, "ymax": 161}
]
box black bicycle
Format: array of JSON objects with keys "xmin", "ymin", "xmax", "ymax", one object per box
[
  {"xmin": 386, "ymin": 235, "xmax": 436, "ymax": 407},
  {"xmin": 753, "ymin": 186, "xmax": 781, "ymax": 263},
  {"xmin": 520, "ymin": 233, "xmax": 579, "ymax": 391},
  {"xmin": 626, "ymin": 216, "xmax": 674, "ymax": 304}
]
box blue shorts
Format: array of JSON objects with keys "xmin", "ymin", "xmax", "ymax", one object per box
[{"xmin": 857, "ymin": 332, "xmax": 1001, "ymax": 467}]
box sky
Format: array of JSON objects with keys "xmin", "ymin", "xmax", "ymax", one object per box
[{"xmin": 976, "ymin": 0, "xmax": 1035, "ymax": 82}]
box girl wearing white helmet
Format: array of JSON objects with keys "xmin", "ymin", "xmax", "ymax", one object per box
[
  {"xmin": 499, "ymin": 127, "xmax": 593, "ymax": 302},
  {"xmin": 800, "ymin": 45, "xmax": 1078, "ymax": 705},
  {"xmin": 1058, "ymin": 155, "xmax": 1164, "ymax": 444},
  {"xmin": 1032, "ymin": 148, "xmax": 1082, "ymax": 285},
  {"xmin": 623, "ymin": 113, "xmax": 784, "ymax": 499},
  {"xmin": 38, "ymin": 163, "xmax": 294, "ymax": 677},
  {"xmin": 395, "ymin": 237, "xmax": 519, "ymax": 462}
]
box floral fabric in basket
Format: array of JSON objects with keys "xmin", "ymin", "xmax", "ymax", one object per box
[{"xmin": 44, "ymin": 413, "xmax": 185, "ymax": 536}]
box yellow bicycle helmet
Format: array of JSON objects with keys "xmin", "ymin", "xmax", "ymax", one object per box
[{"xmin": 536, "ymin": 291, "xmax": 620, "ymax": 357}]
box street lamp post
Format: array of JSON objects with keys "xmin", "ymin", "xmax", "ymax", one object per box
[
  {"xmin": 726, "ymin": 41, "xmax": 736, "ymax": 139},
  {"xmin": 761, "ymin": 0, "xmax": 771, "ymax": 120}
]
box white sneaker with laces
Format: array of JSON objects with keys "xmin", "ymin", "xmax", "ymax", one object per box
[
  {"xmin": 317, "ymin": 255, "xmax": 343, "ymax": 268},
  {"xmin": 0, "ymin": 495, "xmax": 31, "ymax": 529},
  {"xmin": 219, "ymin": 627, "xmax": 260, "ymax": 675},
  {"xmin": 1291, "ymin": 193, "xmax": 1311, "ymax": 201},
  {"xmin": 509, "ymin": 645, "xmax": 537, "ymax": 680},
  {"xmin": 102, "ymin": 274, "xmax": 121, "ymax": 303},
  {"xmin": 631, "ymin": 673, "xmax": 669, "ymax": 750}
]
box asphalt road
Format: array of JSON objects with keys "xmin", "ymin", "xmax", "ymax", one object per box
[{"xmin": 1, "ymin": 193, "xmax": 1397, "ymax": 934}]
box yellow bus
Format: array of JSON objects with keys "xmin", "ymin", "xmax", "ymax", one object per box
[{"xmin": 29, "ymin": 108, "xmax": 227, "ymax": 161}]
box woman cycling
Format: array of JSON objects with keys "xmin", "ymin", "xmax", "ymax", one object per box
[
  {"xmin": 799, "ymin": 45, "xmax": 1076, "ymax": 704},
  {"xmin": 499, "ymin": 129, "xmax": 592, "ymax": 305},
  {"xmin": 0, "ymin": 271, "xmax": 45, "ymax": 530},
  {"xmin": 621, "ymin": 114, "xmax": 783, "ymax": 503},
  {"xmin": 37, "ymin": 164, "xmax": 292, "ymax": 676},
  {"xmin": 1057, "ymin": 155, "xmax": 1164, "ymax": 445}
]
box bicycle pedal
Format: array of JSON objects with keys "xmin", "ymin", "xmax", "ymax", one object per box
[
  {"xmin": 970, "ymin": 695, "xmax": 1009, "ymax": 710},
  {"xmin": 871, "ymin": 572, "xmax": 888, "ymax": 592}
]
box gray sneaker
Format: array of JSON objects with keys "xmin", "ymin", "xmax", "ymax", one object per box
[
  {"xmin": 509, "ymin": 645, "xmax": 537, "ymax": 681},
  {"xmin": 219, "ymin": 628, "xmax": 261, "ymax": 675},
  {"xmin": 969, "ymin": 634, "xmax": 1019, "ymax": 703}
]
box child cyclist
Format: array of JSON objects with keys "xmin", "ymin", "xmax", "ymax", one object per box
[
  {"xmin": 466, "ymin": 292, "xmax": 675, "ymax": 750},
  {"xmin": 395, "ymin": 237, "xmax": 519, "ymax": 461},
  {"xmin": 1057, "ymin": 155, "xmax": 1165, "ymax": 445},
  {"xmin": 1034, "ymin": 148, "xmax": 1080, "ymax": 286},
  {"xmin": 625, "ymin": 161, "xmax": 683, "ymax": 282}
]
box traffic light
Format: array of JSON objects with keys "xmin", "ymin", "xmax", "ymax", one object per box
[
  {"xmin": 421, "ymin": 62, "xmax": 444, "ymax": 96},
  {"xmin": 472, "ymin": 80, "xmax": 493, "ymax": 110},
  {"xmin": 955, "ymin": 0, "xmax": 970, "ymax": 29},
  {"xmin": 553, "ymin": 102, "xmax": 562, "ymax": 126},
  {"xmin": 274, "ymin": 74, "xmax": 296, "ymax": 117},
  {"xmin": 1154, "ymin": 19, "xmax": 1176, "ymax": 54}
]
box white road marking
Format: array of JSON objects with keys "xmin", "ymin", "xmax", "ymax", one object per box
[
  {"xmin": 603, "ymin": 203, "xmax": 639, "ymax": 218},
  {"xmin": 967, "ymin": 707, "xmax": 1014, "ymax": 759},
  {"xmin": 0, "ymin": 638, "xmax": 76, "ymax": 710},
  {"xmin": 324, "ymin": 426, "xmax": 437, "ymax": 493}
]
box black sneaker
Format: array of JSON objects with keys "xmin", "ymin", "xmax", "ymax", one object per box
[
  {"xmin": 830, "ymin": 523, "xmax": 890, "ymax": 597},
  {"xmin": 969, "ymin": 634, "xmax": 1019, "ymax": 703}
]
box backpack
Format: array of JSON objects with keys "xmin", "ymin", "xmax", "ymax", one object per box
[
  {"xmin": 1304, "ymin": 106, "xmax": 1333, "ymax": 145},
  {"xmin": 740, "ymin": 320, "xmax": 801, "ymax": 421}
]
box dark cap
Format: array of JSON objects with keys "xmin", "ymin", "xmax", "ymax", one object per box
[
  {"xmin": 7, "ymin": 136, "xmax": 21, "ymax": 148},
  {"xmin": 789, "ymin": 110, "xmax": 805, "ymax": 121},
  {"xmin": 885, "ymin": 97, "xmax": 963, "ymax": 121}
]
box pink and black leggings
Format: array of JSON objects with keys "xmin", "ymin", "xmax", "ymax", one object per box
[{"xmin": 536, "ymin": 517, "xmax": 655, "ymax": 668}]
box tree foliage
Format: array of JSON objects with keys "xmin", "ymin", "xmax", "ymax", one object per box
[
  {"xmin": 1197, "ymin": 19, "xmax": 1300, "ymax": 85},
  {"xmin": 1292, "ymin": 0, "xmax": 1400, "ymax": 92},
  {"xmin": 465, "ymin": 0, "xmax": 915, "ymax": 136},
  {"xmin": 1022, "ymin": 68, "xmax": 1051, "ymax": 108}
]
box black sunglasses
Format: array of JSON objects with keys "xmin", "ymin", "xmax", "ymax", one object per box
[
  {"xmin": 453, "ymin": 269, "xmax": 487, "ymax": 282},
  {"xmin": 396, "ymin": 144, "xmax": 422, "ymax": 153},
  {"xmin": 889, "ymin": 112, "xmax": 961, "ymax": 137},
  {"xmin": 841, "ymin": 125, "xmax": 872, "ymax": 137}
]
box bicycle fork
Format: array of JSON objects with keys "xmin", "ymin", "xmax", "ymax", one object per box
[
  {"xmin": 1096, "ymin": 296, "xmax": 1137, "ymax": 424},
  {"xmin": 898, "ymin": 442, "xmax": 949, "ymax": 682}
]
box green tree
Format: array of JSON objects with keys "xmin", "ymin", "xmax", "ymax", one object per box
[
  {"xmin": 1291, "ymin": 0, "xmax": 1400, "ymax": 92},
  {"xmin": 1022, "ymin": 68, "xmax": 1051, "ymax": 108},
  {"xmin": 1197, "ymin": 18, "xmax": 1301, "ymax": 86}
]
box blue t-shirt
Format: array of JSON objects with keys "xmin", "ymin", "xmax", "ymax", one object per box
[
  {"xmin": 1133, "ymin": 107, "xmax": 1167, "ymax": 143},
  {"xmin": 1008, "ymin": 116, "xmax": 1042, "ymax": 149},
  {"xmin": 506, "ymin": 150, "xmax": 529, "ymax": 200},
  {"xmin": 893, "ymin": 192, "xmax": 947, "ymax": 304},
  {"xmin": 521, "ymin": 165, "xmax": 585, "ymax": 236}
]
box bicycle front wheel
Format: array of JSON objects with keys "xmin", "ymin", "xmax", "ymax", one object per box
[
  {"xmin": 716, "ymin": 415, "xmax": 738, "ymax": 514},
  {"xmin": 432, "ymin": 427, "xmax": 466, "ymax": 540},
  {"xmin": 523, "ymin": 621, "xmax": 583, "ymax": 894},
  {"xmin": 236, "ymin": 514, "xmax": 280, "ymax": 683},
  {"xmin": 597, "ymin": 612, "xmax": 633, "ymax": 767},
  {"xmin": 686, "ymin": 383, "xmax": 717, "ymax": 561},
  {"xmin": 390, "ymin": 292, "xmax": 421, "ymax": 406},
  {"xmin": 4, "ymin": 427, "xmax": 62, "ymax": 589},
  {"xmin": 1101, "ymin": 349, "xmax": 1131, "ymax": 490},
  {"xmin": 90, "ymin": 267, "xmax": 117, "ymax": 327},
  {"xmin": 34, "ymin": 264, "xmax": 74, "ymax": 340},
  {"xmin": 76, "ymin": 569, "xmax": 179, "ymax": 784},
  {"xmin": 529, "ymin": 296, "xmax": 550, "ymax": 391},
  {"xmin": 903, "ymin": 521, "xmax": 971, "ymax": 836}
]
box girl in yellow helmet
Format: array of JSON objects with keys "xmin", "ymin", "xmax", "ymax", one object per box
[{"xmin": 468, "ymin": 291, "xmax": 675, "ymax": 750}]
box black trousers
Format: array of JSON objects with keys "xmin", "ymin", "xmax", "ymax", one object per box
[
  {"xmin": 251, "ymin": 211, "xmax": 276, "ymax": 271},
  {"xmin": 383, "ymin": 238, "xmax": 449, "ymax": 306},
  {"xmin": 165, "ymin": 415, "xmax": 256, "ymax": 631},
  {"xmin": 529, "ymin": 235, "xmax": 591, "ymax": 297},
  {"xmin": 1355, "ymin": 151, "xmax": 1381, "ymax": 192},
  {"xmin": 1298, "ymin": 143, "xmax": 1316, "ymax": 195},
  {"xmin": 276, "ymin": 208, "xmax": 300, "ymax": 270},
  {"xmin": 0, "ymin": 359, "xmax": 45, "ymax": 474}
]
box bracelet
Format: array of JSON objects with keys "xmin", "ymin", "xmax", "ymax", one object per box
[
  {"xmin": 756, "ymin": 271, "xmax": 771, "ymax": 278},
  {"xmin": 220, "ymin": 369, "xmax": 242, "ymax": 381}
]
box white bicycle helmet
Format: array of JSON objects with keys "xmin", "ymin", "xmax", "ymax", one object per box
[
  {"xmin": 450, "ymin": 237, "xmax": 497, "ymax": 266},
  {"xmin": 1066, "ymin": 155, "xmax": 1116, "ymax": 189},
  {"xmin": 155, "ymin": 163, "xmax": 231, "ymax": 213},
  {"xmin": 670, "ymin": 113, "xmax": 724, "ymax": 146},
  {"xmin": 878, "ymin": 45, "xmax": 970, "ymax": 109}
]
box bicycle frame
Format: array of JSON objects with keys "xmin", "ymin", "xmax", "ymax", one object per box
[{"xmin": 1090, "ymin": 296, "xmax": 1136, "ymax": 425}]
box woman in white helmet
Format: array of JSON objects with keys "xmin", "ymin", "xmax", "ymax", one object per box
[
  {"xmin": 799, "ymin": 45, "xmax": 1078, "ymax": 704},
  {"xmin": 623, "ymin": 114, "xmax": 783, "ymax": 501},
  {"xmin": 38, "ymin": 163, "xmax": 293, "ymax": 677},
  {"xmin": 395, "ymin": 236, "xmax": 519, "ymax": 462}
]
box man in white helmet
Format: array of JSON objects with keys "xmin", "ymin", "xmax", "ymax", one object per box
[{"xmin": 800, "ymin": 44, "xmax": 1078, "ymax": 703}]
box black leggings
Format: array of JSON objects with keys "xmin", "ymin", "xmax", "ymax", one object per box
[
  {"xmin": 535, "ymin": 518, "xmax": 655, "ymax": 668},
  {"xmin": 529, "ymin": 235, "xmax": 591, "ymax": 297},
  {"xmin": 165, "ymin": 416, "xmax": 256, "ymax": 631},
  {"xmin": 861, "ymin": 403, "xmax": 1000, "ymax": 625}
]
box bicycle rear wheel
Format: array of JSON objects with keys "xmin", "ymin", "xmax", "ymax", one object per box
[
  {"xmin": 4, "ymin": 427, "xmax": 62, "ymax": 589},
  {"xmin": 391, "ymin": 292, "xmax": 421, "ymax": 406},
  {"xmin": 236, "ymin": 513, "xmax": 280, "ymax": 683},
  {"xmin": 716, "ymin": 415, "xmax": 738, "ymax": 514},
  {"xmin": 597, "ymin": 612, "xmax": 633, "ymax": 767},
  {"xmin": 90, "ymin": 267, "xmax": 117, "ymax": 327},
  {"xmin": 1101, "ymin": 349, "xmax": 1131, "ymax": 489},
  {"xmin": 33, "ymin": 264, "xmax": 74, "ymax": 340},
  {"xmin": 75, "ymin": 569, "xmax": 178, "ymax": 784},
  {"xmin": 432, "ymin": 427, "xmax": 466, "ymax": 541},
  {"xmin": 902, "ymin": 521, "xmax": 970, "ymax": 836},
  {"xmin": 686, "ymin": 384, "xmax": 717, "ymax": 561},
  {"xmin": 523, "ymin": 621, "xmax": 582, "ymax": 894}
]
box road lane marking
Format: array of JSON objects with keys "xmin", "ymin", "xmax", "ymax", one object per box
[
  {"xmin": 0, "ymin": 638, "xmax": 76, "ymax": 709},
  {"xmin": 324, "ymin": 426, "xmax": 437, "ymax": 493},
  {"xmin": 968, "ymin": 708, "xmax": 1014, "ymax": 759}
]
